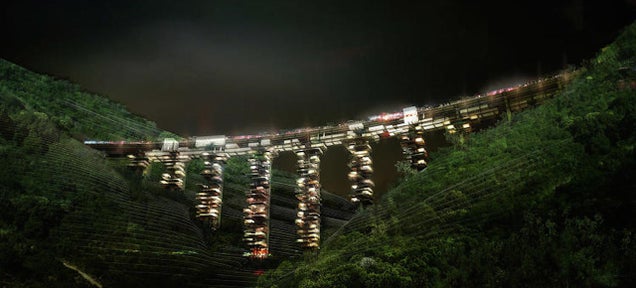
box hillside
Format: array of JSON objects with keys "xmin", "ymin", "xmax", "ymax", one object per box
[
  {"xmin": 259, "ymin": 22, "xmax": 636, "ymax": 287},
  {"xmin": 1, "ymin": 20, "xmax": 635, "ymax": 288},
  {"xmin": 0, "ymin": 59, "xmax": 177, "ymax": 141},
  {"xmin": 0, "ymin": 60, "xmax": 354, "ymax": 287}
]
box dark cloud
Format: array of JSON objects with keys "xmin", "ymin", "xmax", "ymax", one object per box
[
  {"xmin": 1, "ymin": 0, "xmax": 634, "ymax": 136},
  {"xmin": 2, "ymin": 0, "xmax": 633, "ymax": 196}
]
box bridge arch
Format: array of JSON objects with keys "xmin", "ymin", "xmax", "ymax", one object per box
[{"xmin": 85, "ymin": 73, "xmax": 569, "ymax": 258}]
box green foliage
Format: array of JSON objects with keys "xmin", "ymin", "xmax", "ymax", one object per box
[
  {"xmin": 2, "ymin": 20, "xmax": 636, "ymax": 288},
  {"xmin": 0, "ymin": 59, "xmax": 175, "ymax": 141},
  {"xmin": 224, "ymin": 155, "xmax": 251, "ymax": 185},
  {"xmin": 262, "ymin": 21, "xmax": 636, "ymax": 287},
  {"xmin": 394, "ymin": 160, "xmax": 417, "ymax": 181},
  {"xmin": 0, "ymin": 59, "xmax": 284, "ymax": 286}
]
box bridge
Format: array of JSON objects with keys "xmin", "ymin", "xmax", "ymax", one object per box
[{"xmin": 85, "ymin": 72, "xmax": 570, "ymax": 259}]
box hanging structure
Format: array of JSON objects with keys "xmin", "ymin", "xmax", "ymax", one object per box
[
  {"xmin": 127, "ymin": 152, "xmax": 149, "ymax": 174},
  {"xmin": 399, "ymin": 125, "xmax": 429, "ymax": 171},
  {"xmin": 243, "ymin": 149, "xmax": 274, "ymax": 259},
  {"xmin": 294, "ymin": 147, "xmax": 322, "ymax": 250},
  {"xmin": 347, "ymin": 138, "xmax": 374, "ymax": 206},
  {"xmin": 159, "ymin": 151, "xmax": 187, "ymax": 190},
  {"xmin": 197, "ymin": 152, "xmax": 227, "ymax": 230}
]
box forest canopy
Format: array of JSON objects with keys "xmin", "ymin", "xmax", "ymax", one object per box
[{"xmin": 1, "ymin": 20, "xmax": 635, "ymax": 288}]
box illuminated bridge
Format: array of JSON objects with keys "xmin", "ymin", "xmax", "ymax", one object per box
[{"xmin": 85, "ymin": 72, "xmax": 571, "ymax": 259}]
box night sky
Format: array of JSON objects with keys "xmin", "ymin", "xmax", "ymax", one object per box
[
  {"xmin": 1, "ymin": 1, "xmax": 634, "ymax": 195},
  {"xmin": 2, "ymin": 0, "xmax": 634, "ymax": 136}
]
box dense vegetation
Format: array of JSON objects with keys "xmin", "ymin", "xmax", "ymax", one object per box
[
  {"xmin": 0, "ymin": 59, "xmax": 177, "ymax": 141},
  {"xmin": 259, "ymin": 22, "xmax": 636, "ymax": 287},
  {"xmin": 0, "ymin": 59, "xmax": 332, "ymax": 287},
  {"xmin": 1, "ymin": 21, "xmax": 634, "ymax": 288}
]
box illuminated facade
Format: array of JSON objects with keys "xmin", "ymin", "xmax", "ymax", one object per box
[
  {"xmin": 347, "ymin": 139, "xmax": 374, "ymax": 206},
  {"xmin": 197, "ymin": 152, "xmax": 227, "ymax": 230},
  {"xmin": 243, "ymin": 149, "xmax": 274, "ymax": 259},
  {"xmin": 294, "ymin": 148, "xmax": 323, "ymax": 250},
  {"xmin": 400, "ymin": 126, "xmax": 428, "ymax": 171},
  {"xmin": 84, "ymin": 73, "xmax": 570, "ymax": 257}
]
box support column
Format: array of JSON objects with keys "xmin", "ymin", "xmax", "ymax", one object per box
[
  {"xmin": 243, "ymin": 149, "xmax": 274, "ymax": 259},
  {"xmin": 294, "ymin": 147, "xmax": 322, "ymax": 250},
  {"xmin": 127, "ymin": 152, "xmax": 149, "ymax": 175},
  {"xmin": 399, "ymin": 126, "xmax": 429, "ymax": 171},
  {"xmin": 197, "ymin": 152, "xmax": 227, "ymax": 230},
  {"xmin": 504, "ymin": 94, "xmax": 512, "ymax": 122},
  {"xmin": 347, "ymin": 138, "xmax": 374, "ymax": 206},
  {"xmin": 159, "ymin": 151, "xmax": 187, "ymax": 191}
]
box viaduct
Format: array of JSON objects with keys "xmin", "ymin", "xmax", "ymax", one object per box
[{"xmin": 85, "ymin": 73, "xmax": 570, "ymax": 259}]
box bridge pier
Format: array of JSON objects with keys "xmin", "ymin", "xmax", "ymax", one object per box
[
  {"xmin": 294, "ymin": 147, "xmax": 323, "ymax": 251},
  {"xmin": 159, "ymin": 151, "xmax": 187, "ymax": 191},
  {"xmin": 127, "ymin": 152, "xmax": 149, "ymax": 174},
  {"xmin": 243, "ymin": 149, "xmax": 275, "ymax": 259},
  {"xmin": 347, "ymin": 138, "xmax": 374, "ymax": 206},
  {"xmin": 400, "ymin": 126, "xmax": 429, "ymax": 171},
  {"xmin": 197, "ymin": 152, "xmax": 227, "ymax": 230}
]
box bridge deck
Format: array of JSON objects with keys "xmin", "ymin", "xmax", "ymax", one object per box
[{"xmin": 85, "ymin": 73, "xmax": 569, "ymax": 157}]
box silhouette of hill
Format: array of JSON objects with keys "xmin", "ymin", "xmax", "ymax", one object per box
[{"xmin": 0, "ymin": 59, "xmax": 353, "ymax": 287}]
